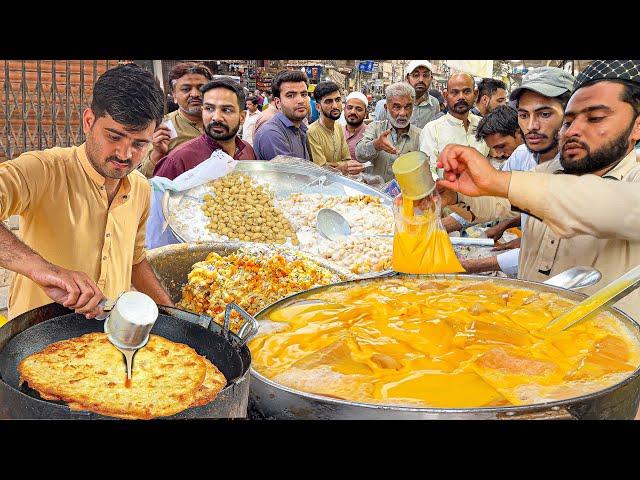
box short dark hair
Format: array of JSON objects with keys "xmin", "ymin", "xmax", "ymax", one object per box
[
  {"xmin": 477, "ymin": 78, "xmax": 507, "ymax": 100},
  {"xmin": 168, "ymin": 62, "xmax": 213, "ymax": 91},
  {"xmin": 476, "ymin": 105, "xmax": 521, "ymax": 141},
  {"xmin": 90, "ymin": 63, "xmax": 164, "ymax": 130},
  {"xmin": 429, "ymin": 88, "xmax": 444, "ymax": 105},
  {"xmin": 602, "ymin": 79, "xmax": 640, "ymax": 118},
  {"xmin": 516, "ymin": 90, "xmax": 572, "ymax": 110},
  {"xmin": 200, "ymin": 78, "xmax": 246, "ymax": 110},
  {"xmin": 271, "ymin": 70, "xmax": 309, "ymax": 98},
  {"xmin": 246, "ymin": 95, "xmax": 259, "ymax": 106},
  {"xmin": 314, "ymin": 81, "xmax": 341, "ymax": 102}
]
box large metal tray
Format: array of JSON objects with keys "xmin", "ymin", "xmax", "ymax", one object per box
[{"xmin": 161, "ymin": 161, "xmax": 392, "ymax": 243}]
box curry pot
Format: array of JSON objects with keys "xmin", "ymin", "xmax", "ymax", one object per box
[{"xmin": 248, "ymin": 274, "xmax": 640, "ymax": 420}]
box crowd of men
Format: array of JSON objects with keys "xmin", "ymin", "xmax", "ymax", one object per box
[{"xmin": 0, "ymin": 59, "xmax": 639, "ymax": 328}]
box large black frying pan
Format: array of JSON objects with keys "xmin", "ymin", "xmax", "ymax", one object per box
[{"xmin": 0, "ymin": 302, "xmax": 254, "ymax": 419}]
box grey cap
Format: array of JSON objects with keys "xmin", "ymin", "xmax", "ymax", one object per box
[{"xmin": 509, "ymin": 66, "xmax": 576, "ymax": 101}]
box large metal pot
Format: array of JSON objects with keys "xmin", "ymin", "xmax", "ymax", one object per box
[
  {"xmin": 248, "ymin": 274, "xmax": 640, "ymax": 420},
  {"xmin": 146, "ymin": 242, "xmax": 354, "ymax": 305},
  {"xmin": 0, "ymin": 302, "xmax": 254, "ymax": 419}
]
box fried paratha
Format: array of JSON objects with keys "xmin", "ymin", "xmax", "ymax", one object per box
[{"xmin": 18, "ymin": 333, "xmax": 226, "ymax": 419}]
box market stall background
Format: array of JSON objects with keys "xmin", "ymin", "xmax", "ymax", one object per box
[{"xmin": 0, "ymin": 58, "xmax": 594, "ymax": 318}]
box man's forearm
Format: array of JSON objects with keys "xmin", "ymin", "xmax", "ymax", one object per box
[
  {"xmin": 442, "ymin": 215, "xmax": 464, "ymax": 233},
  {"xmin": 460, "ymin": 256, "xmax": 501, "ymax": 274},
  {"xmin": 0, "ymin": 223, "xmax": 48, "ymax": 278},
  {"xmin": 131, "ymin": 258, "xmax": 173, "ymax": 306}
]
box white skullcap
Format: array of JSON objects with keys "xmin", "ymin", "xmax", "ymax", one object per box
[
  {"xmin": 405, "ymin": 60, "xmax": 435, "ymax": 76},
  {"xmin": 345, "ymin": 91, "xmax": 368, "ymax": 107}
]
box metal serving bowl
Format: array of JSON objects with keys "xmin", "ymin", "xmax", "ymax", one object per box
[{"xmin": 248, "ymin": 274, "xmax": 640, "ymax": 420}]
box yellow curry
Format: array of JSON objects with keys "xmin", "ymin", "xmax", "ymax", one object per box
[{"xmin": 249, "ymin": 278, "xmax": 640, "ymax": 408}]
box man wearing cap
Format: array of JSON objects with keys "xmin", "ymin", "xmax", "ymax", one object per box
[
  {"xmin": 307, "ymin": 81, "xmax": 363, "ymax": 175},
  {"xmin": 343, "ymin": 92, "xmax": 369, "ymax": 161},
  {"xmin": 377, "ymin": 60, "xmax": 441, "ymax": 129},
  {"xmin": 355, "ymin": 82, "xmax": 422, "ymax": 182},
  {"xmin": 436, "ymin": 59, "xmax": 640, "ymax": 322},
  {"xmin": 443, "ymin": 67, "xmax": 575, "ymax": 277},
  {"xmin": 419, "ymin": 72, "xmax": 489, "ymax": 172}
]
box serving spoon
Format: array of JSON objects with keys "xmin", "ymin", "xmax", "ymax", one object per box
[
  {"xmin": 316, "ymin": 208, "xmax": 495, "ymax": 246},
  {"xmin": 541, "ymin": 264, "xmax": 640, "ymax": 334}
]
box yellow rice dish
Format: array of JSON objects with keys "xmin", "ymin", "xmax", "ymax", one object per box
[
  {"xmin": 178, "ymin": 249, "xmax": 343, "ymax": 333},
  {"xmin": 249, "ymin": 277, "xmax": 640, "ymax": 408}
]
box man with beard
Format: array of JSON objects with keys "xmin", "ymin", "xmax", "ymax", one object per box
[
  {"xmin": 343, "ymin": 92, "xmax": 369, "ymax": 161},
  {"xmin": 153, "ymin": 78, "xmax": 255, "ymax": 180},
  {"xmin": 254, "ymin": 70, "xmax": 311, "ymax": 161},
  {"xmin": 472, "ymin": 78, "xmax": 508, "ymax": 117},
  {"xmin": 435, "ymin": 60, "xmax": 640, "ymax": 321},
  {"xmin": 0, "ymin": 64, "xmax": 173, "ymax": 320},
  {"xmin": 376, "ymin": 61, "xmax": 440, "ymax": 128},
  {"xmin": 307, "ymin": 82, "xmax": 363, "ymax": 175},
  {"xmin": 443, "ymin": 68, "xmax": 575, "ymax": 275},
  {"xmin": 355, "ymin": 82, "xmax": 422, "ymax": 181},
  {"xmin": 420, "ymin": 72, "xmax": 489, "ymax": 170},
  {"xmin": 139, "ymin": 62, "xmax": 213, "ymax": 178}
]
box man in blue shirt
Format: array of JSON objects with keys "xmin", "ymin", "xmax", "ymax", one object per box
[{"xmin": 254, "ymin": 70, "xmax": 311, "ymax": 160}]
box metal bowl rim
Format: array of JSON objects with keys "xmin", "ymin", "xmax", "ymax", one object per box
[
  {"xmin": 249, "ymin": 273, "xmax": 640, "ymax": 413},
  {"xmin": 162, "ymin": 160, "xmax": 392, "ymax": 244}
]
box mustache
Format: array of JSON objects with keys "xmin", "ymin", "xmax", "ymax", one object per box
[
  {"xmin": 454, "ymin": 100, "xmax": 469, "ymax": 107},
  {"xmin": 106, "ymin": 156, "xmax": 131, "ymax": 165},
  {"xmin": 562, "ymin": 136, "xmax": 589, "ymax": 150},
  {"xmin": 206, "ymin": 121, "xmax": 229, "ymax": 130}
]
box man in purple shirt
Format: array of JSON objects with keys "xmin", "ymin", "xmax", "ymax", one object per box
[
  {"xmin": 253, "ymin": 70, "xmax": 311, "ymax": 161},
  {"xmin": 154, "ymin": 78, "xmax": 256, "ymax": 180}
]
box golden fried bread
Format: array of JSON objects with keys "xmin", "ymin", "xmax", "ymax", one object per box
[{"xmin": 18, "ymin": 333, "xmax": 226, "ymax": 419}]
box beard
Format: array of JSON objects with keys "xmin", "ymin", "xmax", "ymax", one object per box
[
  {"xmin": 85, "ymin": 133, "xmax": 135, "ymax": 179},
  {"xmin": 346, "ymin": 115, "xmax": 364, "ymax": 127},
  {"xmin": 560, "ymin": 122, "xmax": 634, "ymax": 175},
  {"xmin": 323, "ymin": 108, "xmax": 341, "ymax": 121},
  {"xmin": 205, "ymin": 120, "xmax": 240, "ymax": 141},
  {"xmin": 450, "ymin": 99, "xmax": 471, "ymax": 114},
  {"xmin": 388, "ymin": 115, "xmax": 410, "ymax": 128},
  {"xmin": 525, "ymin": 132, "xmax": 560, "ymax": 156}
]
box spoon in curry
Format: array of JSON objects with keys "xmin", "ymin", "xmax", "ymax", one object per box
[{"xmin": 541, "ymin": 264, "xmax": 640, "ymax": 334}]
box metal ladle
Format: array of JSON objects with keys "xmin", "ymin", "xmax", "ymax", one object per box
[
  {"xmin": 316, "ymin": 208, "xmax": 495, "ymax": 246},
  {"xmin": 542, "ymin": 263, "xmax": 640, "ymax": 334}
]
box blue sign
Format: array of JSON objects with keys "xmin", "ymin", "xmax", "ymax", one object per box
[
  {"xmin": 359, "ymin": 61, "xmax": 374, "ymax": 73},
  {"xmin": 304, "ymin": 66, "xmax": 323, "ymax": 81}
]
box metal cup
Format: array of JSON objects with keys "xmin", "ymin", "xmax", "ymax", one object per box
[
  {"xmin": 391, "ymin": 151, "xmax": 436, "ymax": 200},
  {"xmin": 103, "ymin": 291, "xmax": 159, "ymax": 350}
]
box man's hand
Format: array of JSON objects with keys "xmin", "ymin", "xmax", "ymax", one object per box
[
  {"xmin": 486, "ymin": 216, "xmax": 521, "ymax": 241},
  {"xmin": 492, "ymin": 237, "xmax": 521, "ymax": 252},
  {"xmin": 372, "ymin": 129, "xmax": 398, "ymax": 154},
  {"xmin": 436, "ymin": 144, "xmax": 511, "ymax": 198},
  {"xmin": 29, "ymin": 264, "xmax": 106, "ymax": 319},
  {"xmin": 437, "ymin": 185, "xmax": 458, "ymax": 208},
  {"xmin": 338, "ymin": 160, "xmax": 365, "ymax": 175},
  {"xmin": 151, "ymin": 124, "xmax": 172, "ymax": 157}
]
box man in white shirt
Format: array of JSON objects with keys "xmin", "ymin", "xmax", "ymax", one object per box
[
  {"xmin": 241, "ymin": 95, "xmax": 262, "ymax": 146},
  {"xmin": 376, "ymin": 60, "xmax": 440, "ymax": 128},
  {"xmin": 419, "ymin": 72, "xmax": 489, "ymax": 172}
]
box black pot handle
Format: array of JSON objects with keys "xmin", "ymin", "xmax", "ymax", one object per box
[{"xmin": 223, "ymin": 303, "xmax": 259, "ymax": 347}]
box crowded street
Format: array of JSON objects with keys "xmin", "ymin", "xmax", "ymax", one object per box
[{"xmin": 1, "ymin": 58, "xmax": 640, "ymax": 420}]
